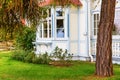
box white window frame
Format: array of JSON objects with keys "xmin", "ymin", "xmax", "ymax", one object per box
[
  {"xmin": 39, "ymin": 9, "xmax": 52, "ymax": 39},
  {"xmin": 55, "ymin": 7, "xmax": 68, "ymax": 40},
  {"xmin": 39, "ymin": 6, "xmax": 68, "ymax": 40},
  {"xmin": 113, "ymin": 8, "xmax": 120, "ymax": 39},
  {"xmin": 92, "ymin": 11, "xmax": 100, "ymax": 38},
  {"xmin": 92, "ymin": 8, "xmax": 120, "ymax": 39}
]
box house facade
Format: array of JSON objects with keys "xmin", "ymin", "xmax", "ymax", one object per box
[{"xmin": 34, "ymin": 0, "xmax": 120, "ymax": 62}]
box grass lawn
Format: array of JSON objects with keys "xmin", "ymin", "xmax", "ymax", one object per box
[{"xmin": 0, "ymin": 51, "xmax": 120, "ymax": 80}]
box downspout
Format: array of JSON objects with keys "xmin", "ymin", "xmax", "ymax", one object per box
[{"xmin": 87, "ymin": 0, "xmax": 93, "ymax": 62}]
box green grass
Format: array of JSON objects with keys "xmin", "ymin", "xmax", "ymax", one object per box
[{"xmin": 0, "ymin": 51, "xmax": 120, "ymax": 80}]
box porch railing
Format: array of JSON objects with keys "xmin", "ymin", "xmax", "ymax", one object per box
[{"xmin": 91, "ymin": 39, "xmax": 120, "ymax": 63}]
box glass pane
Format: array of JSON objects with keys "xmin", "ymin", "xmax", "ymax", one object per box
[
  {"xmin": 44, "ymin": 30, "xmax": 47, "ymax": 38},
  {"xmin": 43, "ymin": 21, "xmax": 47, "ymax": 38},
  {"xmin": 97, "ymin": 14, "xmax": 99, "ymax": 20},
  {"xmin": 49, "ymin": 30, "xmax": 51, "ymax": 37},
  {"xmin": 43, "ymin": 21, "xmax": 47, "ymax": 30},
  {"xmin": 97, "ymin": 22, "xmax": 99, "ymax": 27},
  {"xmin": 40, "ymin": 26, "xmax": 42, "ymax": 30},
  {"xmin": 40, "ymin": 30, "xmax": 42, "ymax": 38},
  {"xmin": 49, "ymin": 20, "xmax": 51, "ymax": 29},
  {"xmin": 57, "ymin": 29, "xmax": 64, "ymax": 38},
  {"xmin": 94, "ymin": 14, "xmax": 96, "ymax": 20},
  {"xmin": 56, "ymin": 8, "xmax": 63, "ymax": 17},
  {"xmin": 94, "ymin": 29, "xmax": 96, "ymax": 35},
  {"xmin": 57, "ymin": 19, "xmax": 64, "ymax": 28},
  {"xmin": 40, "ymin": 26, "xmax": 42, "ymax": 38},
  {"xmin": 56, "ymin": 19, "xmax": 64, "ymax": 38},
  {"xmin": 94, "ymin": 22, "xmax": 96, "ymax": 28},
  {"xmin": 48, "ymin": 9, "xmax": 51, "ymax": 17}
]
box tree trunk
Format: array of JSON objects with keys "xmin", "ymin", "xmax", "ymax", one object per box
[{"xmin": 95, "ymin": 0, "xmax": 116, "ymax": 77}]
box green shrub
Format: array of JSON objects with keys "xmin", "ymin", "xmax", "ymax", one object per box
[
  {"xmin": 24, "ymin": 52, "xmax": 35, "ymax": 63},
  {"xmin": 32, "ymin": 52, "xmax": 51, "ymax": 64},
  {"xmin": 12, "ymin": 50, "xmax": 29, "ymax": 61},
  {"xmin": 15, "ymin": 27, "xmax": 35, "ymax": 51},
  {"xmin": 51, "ymin": 47, "xmax": 73, "ymax": 61},
  {"xmin": 12, "ymin": 50, "xmax": 51, "ymax": 64}
]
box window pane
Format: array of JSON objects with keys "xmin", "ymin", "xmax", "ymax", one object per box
[
  {"xmin": 94, "ymin": 22, "xmax": 96, "ymax": 28},
  {"xmin": 56, "ymin": 19, "xmax": 64, "ymax": 38},
  {"xmin": 40, "ymin": 26, "xmax": 42, "ymax": 38},
  {"xmin": 44, "ymin": 30, "xmax": 47, "ymax": 38},
  {"xmin": 93, "ymin": 14, "xmax": 99, "ymax": 35},
  {"xmin": 94, "ymin": 14, "xmax": 96, "ymax": 20},
  {"xmin": 97, "ymin": 14, "xmax": 99, "ymax": 20},
  {"xmin": 43, "ymin": 21, "xmax": 47, "ymax": 38},
  {"xmin": 49, "ymin": 30, "xmax": 51, "ymax": 37},
  {"xmin": 49, "ymin": 20, "xmax": 51, "ymax": 37},
  {"xmin": 56, "ymin": 8, "xmax": 63, "ymax": 17},
  {"xmin": 94, "ymin": 29, "xmax": 96, "ymax": 35},
  {"xmin": 43, "ymin": 21, "xmax": 47, "ymax": 30},
  {"xmin": 40, "ymin": 30, "xmax": 42, "ymax": 38},
  {"xmin": 57, "ymin": 19, "xmax": 64, "ymax": 28},
  {"xmin": 48, "ymin": 9, "xmax": 51, "ymax": 17}
]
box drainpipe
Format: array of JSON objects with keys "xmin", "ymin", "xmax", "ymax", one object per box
[{"xmin": 86, "ymin": 0, "xmax": 93, "ymax": 62}]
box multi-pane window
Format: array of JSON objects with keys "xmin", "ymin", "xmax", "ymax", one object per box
[
  {"xmin": 93, "ymin": 13, "xmax": 99, "ymax": 35},
  {"xmin": 114, "ymin": 9, "xmax": 120, "ymax": 35},
  {"xmin": 56, "ymin": 7, "xmax": 65, "ymax": 38},
  {"xmin": 93, "ymin": 10, "xmax": 120, "ymax": 36},
  {"xmin": 40, "ymin": 9, "xmax": 51, "ymax": 38},
  {"xmin": 39, "ymin": 7, "xmax": 66, "ymax": 39}
]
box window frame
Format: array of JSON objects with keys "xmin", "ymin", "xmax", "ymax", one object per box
[
  {"xmin": 39, "ymin": 9, "xmax": 52, "ymax": 39},
  {"xmin": 92, "ymin": 11, "xmax": 100, "ymax": 38},
  {"xmin": 92, "ymin": 9, "xmax": 120, "ymax": 39},
  {"xmin": 55, "ymin": 7, "xmax": 67, "ymax": 40}
]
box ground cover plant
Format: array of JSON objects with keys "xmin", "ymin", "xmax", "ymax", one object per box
[{"xmin": 0, "ymin": 51, "xmax": 120, "ymax": 80}]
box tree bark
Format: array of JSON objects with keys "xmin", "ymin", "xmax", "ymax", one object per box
[{"xmin": 95, "ymin": 0, "xmax": 116, "ymax": 77}]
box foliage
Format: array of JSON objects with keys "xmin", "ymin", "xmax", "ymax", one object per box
[
  {"xmin": 32, "ymin": 52, "xmax": 51, "ymax": 64},
  {"xmin": 15, "ymin": 27, "xmax": 35, "ymax": 51},
  {"xmin": 11, "ymin": 50, "xmax": 30, "ymax": 61},
  {"xmin": 51, "ymin": 46, "xmax": 73, "ymax": 61},
  {"xmin": 24, "ymin": 52, "xmax": 35, "ymax": 63},
  {"xmin": 11, "ymin": 50, "xmax": 51, "ymax": 64},
  {"xmin": 0, "ymin": 0, "xmax": 48, "ymax": 41}
]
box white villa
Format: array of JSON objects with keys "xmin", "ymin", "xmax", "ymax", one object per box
[{"xmin": 34, "ymin": 0, "xmax": 120, "ymax": 63}]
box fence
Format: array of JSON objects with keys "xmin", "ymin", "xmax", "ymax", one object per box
[{"xmin": 91, "ymin": 39, "xmax": 120, "ymax": 64}]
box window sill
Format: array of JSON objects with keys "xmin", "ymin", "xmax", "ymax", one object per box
[{"xmin": 33, "ymin": 40, "xmax": 52, "ymax": 45}]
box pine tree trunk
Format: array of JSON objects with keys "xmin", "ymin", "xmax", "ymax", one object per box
[{"xmin": 95, "ymin": 0, "xmax": 116, "ymax": 77}]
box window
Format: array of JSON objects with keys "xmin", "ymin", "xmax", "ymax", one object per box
[
  {"xmin": 93, "ymin": 13, "xmax": 99, "ymax": 35},
  {"xmin": 55, "ymin": 7, "xmax": 65, "ymax": 38},
  {"xmin": 39, "ymin": 7, "xmax": 67, "ymax": 39},
  {"xmin": 93, "ymin": 11, "xmax": 120, "ymax": 36},
  {"xmin": 40, "ymin": 9, "xmax": 52, "ymax": 38},
  {"xmin": 114, "ymin": 9, "xmax": 120, "ymax": 35}
]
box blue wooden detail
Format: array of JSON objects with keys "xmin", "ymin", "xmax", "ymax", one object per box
[{"xmin": 67, "ymin": 14, "xmax": 70, "ymax": 37}]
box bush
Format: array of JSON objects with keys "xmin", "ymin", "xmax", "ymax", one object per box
[
  {"xmin": 32, "ymin": 52, "xmax": 51, "ymax": 64},
  {"xmin": 24, "ymin": 52, "xmax": 35, "ymax": 63},
  {"xmin": 12, "ymin": 50, "xmax": 51, "ymax": 64},
  {"xmin": 12, "ymin": 50, "xmax": 29, "ymax": 61},
  {"xmin": 51, "ymin": 47, "xmax": 73, "ymax": 61},
  {"xmin": 15, "ymin": 27, "xmax": 35, "ymax": 51}
]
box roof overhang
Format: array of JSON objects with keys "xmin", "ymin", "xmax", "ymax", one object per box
[{"xmin": 38, "ymin": 0, "xmax": 82, "ymax": 7}]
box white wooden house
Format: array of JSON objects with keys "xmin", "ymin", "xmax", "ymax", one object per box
[{"xmin": 34, "ymin": 0, "xmax": 120, "ymax": 63}]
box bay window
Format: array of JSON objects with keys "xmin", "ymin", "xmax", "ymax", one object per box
[{"xmin": 39, "ymin": 7, "xmax": 67, "ymax": 39}]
